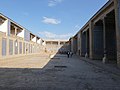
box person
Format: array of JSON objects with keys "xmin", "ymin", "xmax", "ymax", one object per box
[
  {"xmin": 70, "ymin": 51, "xmax": 73, "ymax": 57},
  {"xmin": 45, "ymin": 48, "xmax": 47, "ymax": 53},
  {"xmin": 67, "ymin": 51, "xmax": 70, "ymax": 58}
]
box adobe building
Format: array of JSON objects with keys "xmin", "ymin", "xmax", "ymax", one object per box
[
  {"xmin": 70, "ymin": 0, "xmax": 120, "ymax": 67},
  {"xmin": 0, "ymin": 13, "xmax": 44, "ymax": 59},
  {"xmin": 43, "ymin": 39, "xmax": 69, "ymax": 54}
]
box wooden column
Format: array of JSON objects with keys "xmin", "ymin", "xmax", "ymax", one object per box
[
  {"xmin": 102, "ymin": 17, "xmax": 108, "ymax": 63},
  {"xmin": 0, "ymin": 36, "xmax": 2, "ymax": 58},
  {"xmin": 89, "ymin": 21, "xmax": 94, "ymax": 59},
  {"xmin": 114, "ymin": 0, "xmax": 120, "ymax": 66},
  {"xmin": 15, "ymin": 26, "xmax": 17, "ymax": 36},
  {"xmin": 80, "ymin": 32, "xmax": 82, "ymax": 56},
  {"xmin": 85, "ymin": 31, "xmax": 88, "ymax": 58}
]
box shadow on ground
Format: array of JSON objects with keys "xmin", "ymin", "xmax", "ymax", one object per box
[
  {"xmin": 0, "ymin": 54, "xmax": 75, "ymax": 90},
  {"xmin": 0, "ymin": 53, "xmax": 120, "ymax": 90}
]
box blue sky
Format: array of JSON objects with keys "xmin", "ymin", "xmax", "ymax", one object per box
[{"xmin": 0, "ymin": 0, "xmax": 108, "ymax": 40}]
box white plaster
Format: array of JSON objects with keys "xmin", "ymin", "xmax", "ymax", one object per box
[
  {"xmin": 39, "ymin": 39, "xmax": 43, "ymax": 45},
  {"xmin": 17, "ymin": 29, "xmax": 24, "ymax": 38},
  {"xmin": 42, "ymin": 41, "xmax": 46, "ymax": 46},
  {"xmin": 0, "ymin": 19, "xmax": 10, "ymax": 36},
  {"xmin": 37, "ymin": 39, "xmax": 40, "ymax": 44},
  {"xmin": 32, "ymin": 36, "xmax": 37, "ymax": 42}
]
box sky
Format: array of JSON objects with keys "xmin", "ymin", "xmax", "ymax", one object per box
[{"xmin": 0, "ymin": 0, "xmax": 108, "ymax": 40}]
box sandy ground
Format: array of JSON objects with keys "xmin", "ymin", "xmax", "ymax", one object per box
[
  {"xmin": 0, "ymin": 54, "xmax": 51, "ymax": 68},
  {"xmin": 0, "ymin": 54, "xmax": 119, "ymax": 90}
]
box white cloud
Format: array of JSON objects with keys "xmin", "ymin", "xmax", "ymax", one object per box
[
  {"xmin": 48, "ymin": 0, "xmax": 63, "ymax": 7},
  {"xmin": 39, "ymin": 31, "xmax": 72, "ymax": 40},
  {"xmin": 42, "ymin": 17, "xmax": 61, "ymax": 25}
]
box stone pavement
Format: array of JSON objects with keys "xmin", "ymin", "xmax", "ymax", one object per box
[
  {"xmin": 0, "ymin": 54, "xmax": 120, "ymax": 90},
  {"xmin": 77, "ymin": 55, "xmax": 120, "ymax": 77}
]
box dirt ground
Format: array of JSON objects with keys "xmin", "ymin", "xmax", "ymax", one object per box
[{"xmin": 0, "ymin": 54, "xmax": 120, "ymax": 90}]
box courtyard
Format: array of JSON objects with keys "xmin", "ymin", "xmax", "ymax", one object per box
[{"xmin": 0, "ymin": 54, "xmax": 119, "ymax": 90}]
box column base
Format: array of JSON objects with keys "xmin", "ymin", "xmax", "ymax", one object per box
[
  {"xmin": 85, "ymin": 53, "xmax": 88, "ymax": 58},
  {"xmin": 102, "ymin": 55, "xmax": 108, "ymax": 64}
]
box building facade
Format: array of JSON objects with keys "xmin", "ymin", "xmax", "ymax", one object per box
[
  {"xmin": 43, "ymin": 39, "xmax": 69, "ymax": 54},
  {"xmin": 0, "ymin": 13, "xmax": 44, "ymax": 59},
  {"xmin": 69, "ymin": 0, "xmax": 120, "ymax": 67}
]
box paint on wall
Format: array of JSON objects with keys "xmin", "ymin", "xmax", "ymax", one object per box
[
  {"xmin": 23, "ymin": 42, "xmax": 25, "ymax": 54},
  {"xmin": 2, "ymin": 38, "xmax": 7, "ymax": 56},
  {"xmin": 9, "ymin": 39, "xmax": 13, "ymax": 55},
  {"xmin": 33, "ymin": 45, "xmax": 34, "ymax": 53},
  {"xmin": 14, "ymin": 40, "xmax": 18, "ymax": 54},
  {"xmin": 31, "ymin": 44, "xmax": 32, "ymax": 53},
  {"xmin": 19, "ymin": 42, "xmax": 22, "ymax": 54},
  {"xmin": 29, "ymin": 44, "xmax": 30, "ymax": 53},
  {"xmin": 24, "ymin": 30, "xmax": 30, "ymax": 41},
  {"xmin": 26, "ymin": 43, "xmax": 27, "ymax": 53}
]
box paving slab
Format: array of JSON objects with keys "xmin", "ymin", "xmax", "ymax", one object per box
[{"xmin": 0, "ymin": 54, "xmax": 120, "ymax": 90}]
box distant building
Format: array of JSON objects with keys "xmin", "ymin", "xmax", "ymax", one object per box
[
  {"xmin": 0, "ymin": 13, "xmax": 69, "ymax": 59},
  {"xmin": 43, "ymin": 39, "xmax": 69, "ymax": 54},
  {"xmin": 69, "ymin": 0, "xmax": 120, "ymax": 67},
  {"xmin": 0, "ymin": 13, "xmax": 44, "ymax": 59}
]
